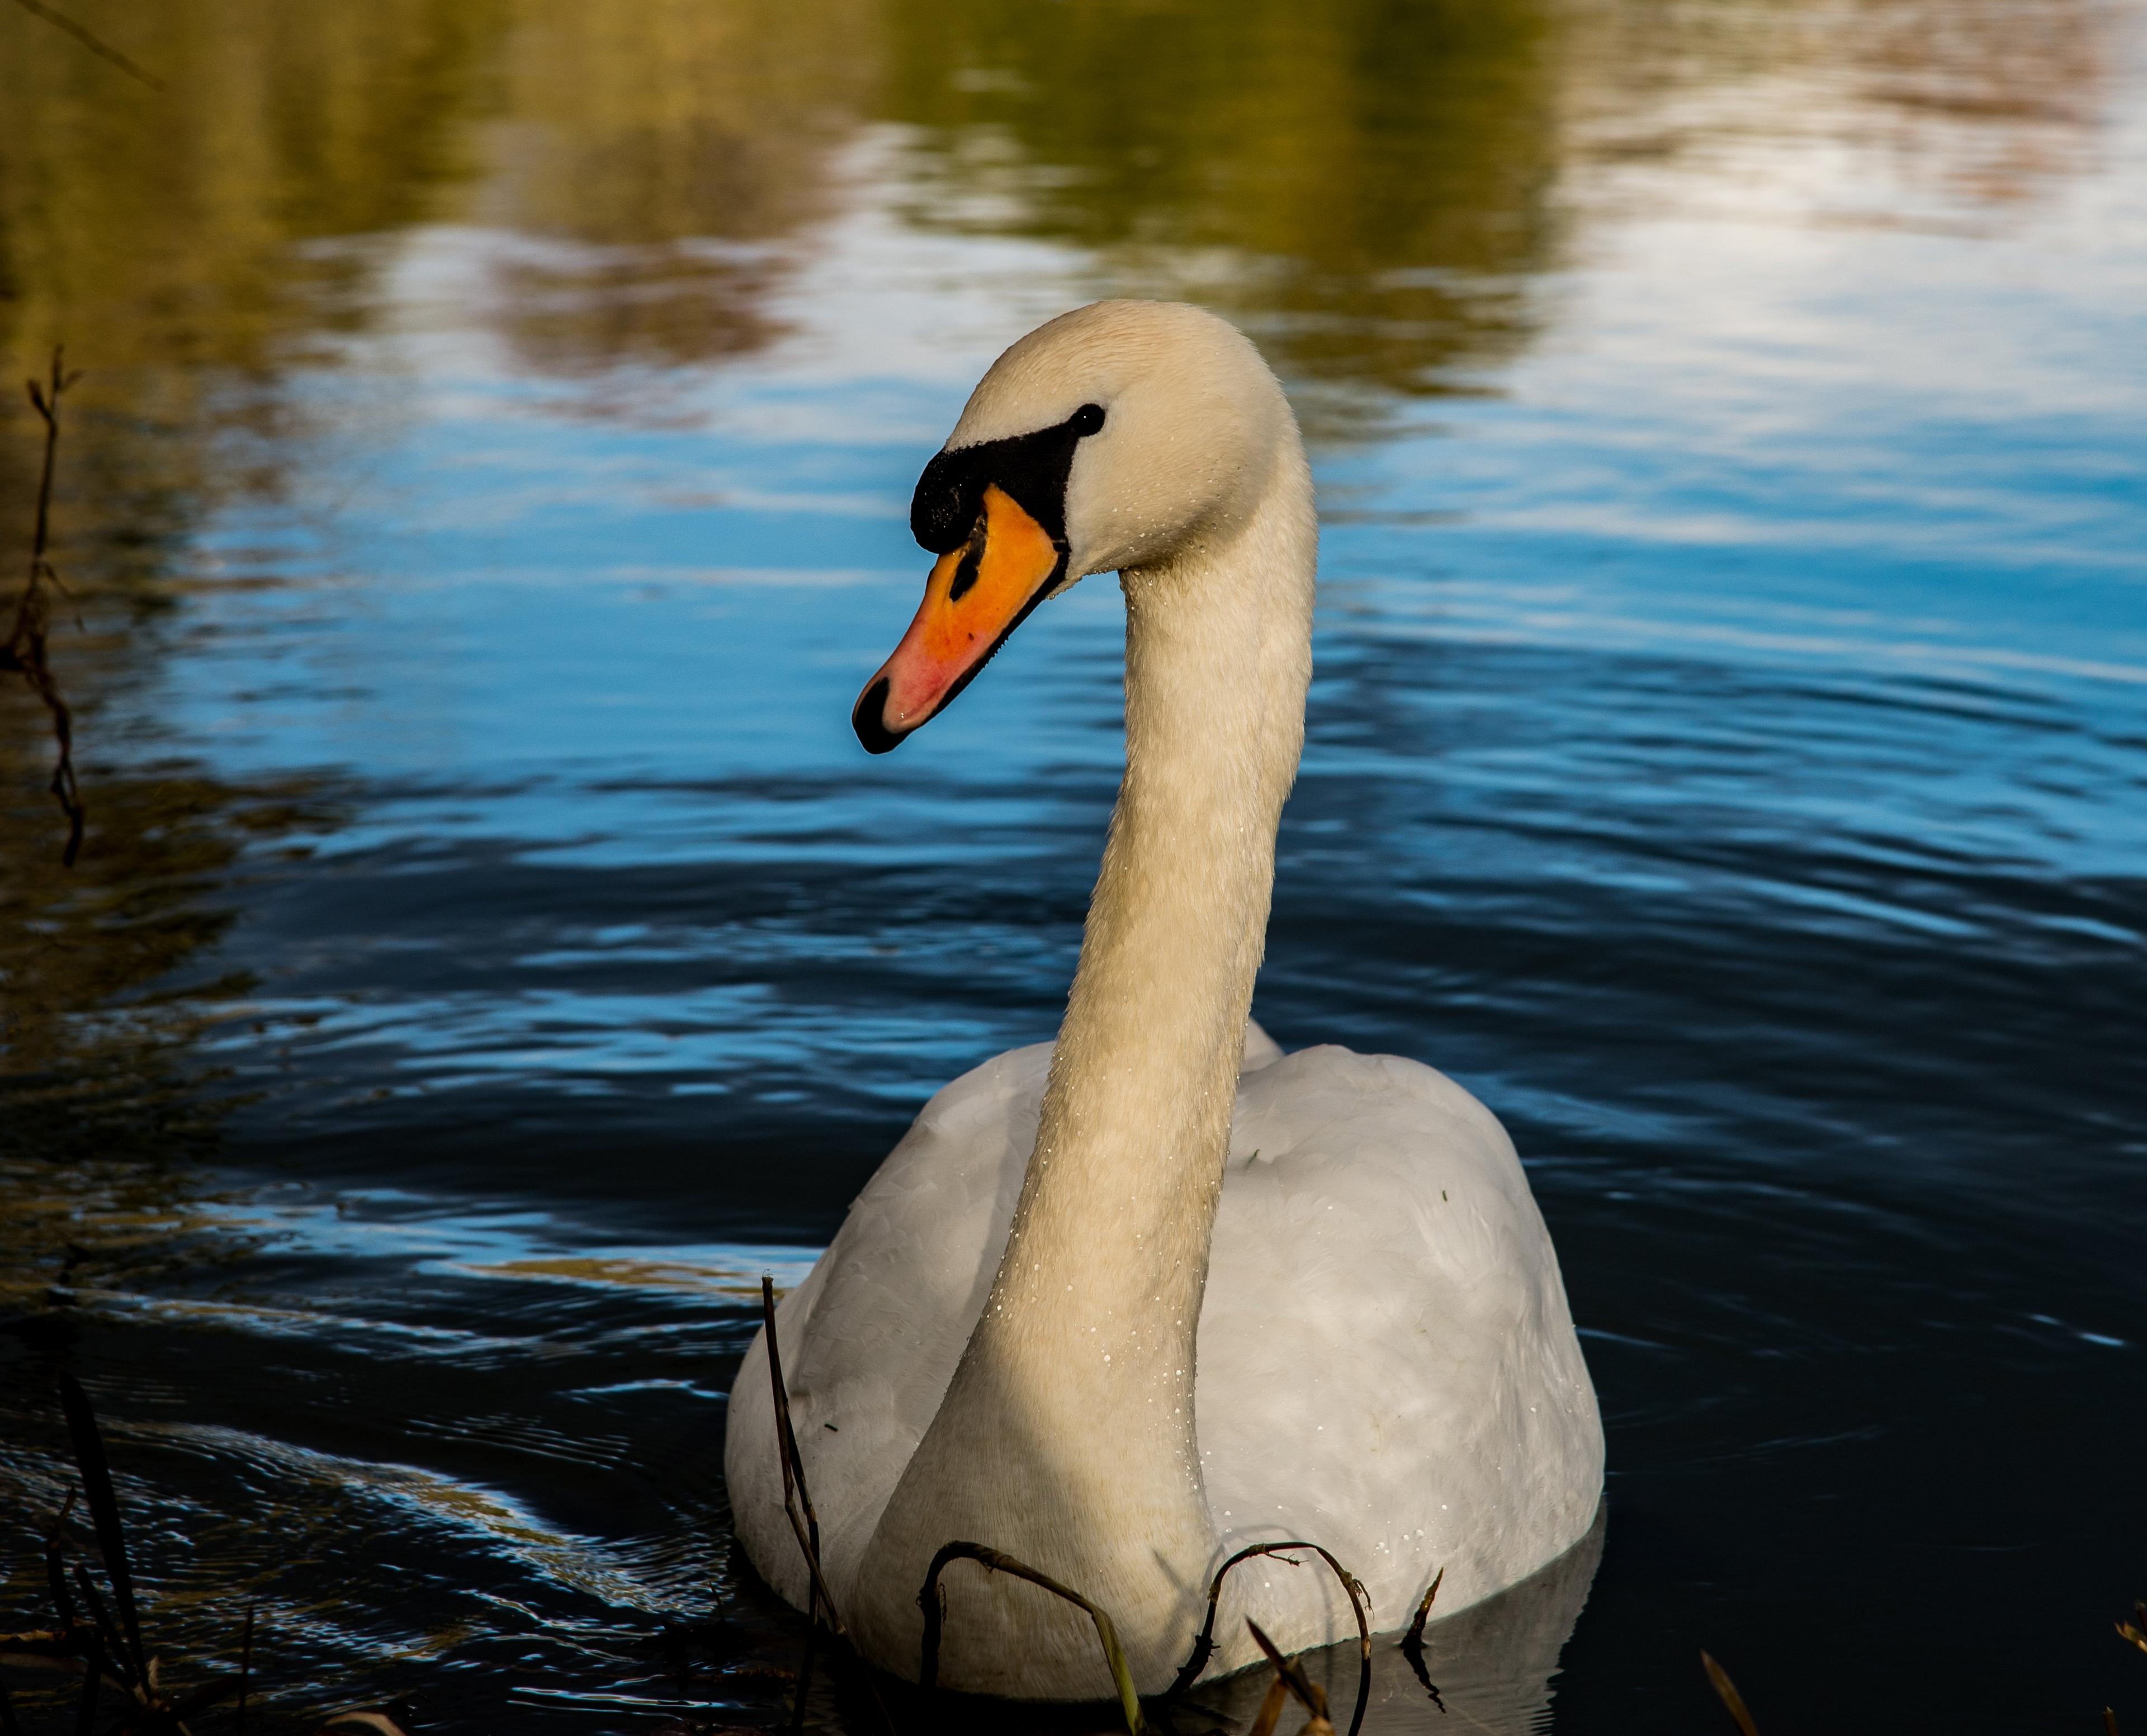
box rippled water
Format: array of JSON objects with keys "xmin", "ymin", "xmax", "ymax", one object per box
[{"xmin": 3, "ymin": 1, "xmax": 2145, "ymax": 1730}]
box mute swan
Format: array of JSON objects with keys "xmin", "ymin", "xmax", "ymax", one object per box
[{"xmin": 725, "ymin": 300, "xmax": 1602, "ymax": 1703}]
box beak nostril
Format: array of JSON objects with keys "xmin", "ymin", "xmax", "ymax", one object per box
[
  {"xmin": 948, "ymin": 537, "xmax": 985, "ymax": 604},
  {"xmin": 853, "ymin": 677, "xmax": 902, "ymax": 755}
]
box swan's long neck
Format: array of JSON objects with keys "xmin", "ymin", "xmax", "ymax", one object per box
[
  {"xmin": 853, "ymin": 438, "xmax": 1316, "ymax": 1690},
  {"xmin": 1004, "ymin": 460, "xmax": 1316, "ymax": 1477}
]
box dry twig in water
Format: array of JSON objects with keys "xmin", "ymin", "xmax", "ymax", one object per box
[
  {"xmin": 4, "ymin": 349, "xmax": 87, "ymax": 865},
  {"xmin": 0, "ymin": 1374, "xmax": 253, "ymax": 1733},
  {"xmin": 1397, "ymin": 1565, "xmax": 1444, "ymax": 1710},
  {"xmin": 758, "ymin": 1276, "xmax": 893, "ymax": 1735},
  {"xmin": 918, "ymin": 1542, "xmax": 1146, "ymax": 1735},
  {"xmin": 1701, "ymin": 1649, "xmax": 1761, "ymax": 1736},
  {"xmin": 1245, "ymin": 1620, "xmax": 1333, "ymax": 1736},
  {"xmin": 1164, "ymin": 1541, "xmax": 1369, "ymax": 1736}
]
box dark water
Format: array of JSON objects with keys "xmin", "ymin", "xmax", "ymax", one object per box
[{"xmin": 3, "ymin": 0, "xmax": 2145, "ymax": 1730}]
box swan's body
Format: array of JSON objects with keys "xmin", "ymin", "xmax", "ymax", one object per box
[{"xmin": 725, "ymin": 301, "xmax": 1602, "ymax": 1701}]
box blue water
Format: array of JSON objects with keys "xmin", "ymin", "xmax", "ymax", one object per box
[{"xmin": 3, "ymin": 10, "xmax": 2145, "ymax": 1733}]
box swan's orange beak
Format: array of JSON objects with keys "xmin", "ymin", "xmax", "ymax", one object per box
[{"xmin": 853, "ymin": 483, "xmax": 1067, "ymax": 753}]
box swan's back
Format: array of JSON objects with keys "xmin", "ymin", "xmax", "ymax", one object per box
[
  {"xmin": 1200, "ymin": 1046, "xmax": 1601, "ymax": 1655},
  {"xmin": 724, "ymin": 1031, "xmax": 1602, "ymax": 1673}
]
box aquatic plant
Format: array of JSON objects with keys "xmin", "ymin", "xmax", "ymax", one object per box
[
  {"xmin": 3, "ymin": 349, "xmax": 85, "ymax": 867},
  {"xmin": 1395, "ymin": 1569, "xmax": 1443, "ymax": 1711},
  {"xmin": 1701, "ymin": 1650, "xmax": 1760, "ymax": 1736},
  {"xmin": 918, "ymin": 1543, "xmax": 1147, "ymax": 1734},
  {"xmin": 1241, "ymin": 1621, "xmax": 1334, "ymax": 1736},
  {"xmin": 2109, "ymin": 1598, "xmax": 2147, "ymax": 1733},
  {"xmin": 1704, "ymin": 1600, "xmax": 2147, "ymax": 1736},
  {"xmin": 758, "ymin": 1278, "xmax": 894, "ymax": 1736},
  {"xmin": 0, "ymin": 1374, "xmax": 410, "ymax": 1736},
  {"xmin": 755, "ymin": 1274, "xmax": 1385, "ymax": 1736},
  {"xmin": 1163, "ymin": 1543, "xmax": 1370, "ymax": 1736}
]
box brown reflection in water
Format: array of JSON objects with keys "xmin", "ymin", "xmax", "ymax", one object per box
[
  {"xmin": 0, "ymin": 0, "xmax": 515, "ymax": 646},
  {"xmin": 1839, "ymin": 0, "xmax": 2110, "ymax": 203},
  {"xmin": 0, "ymin": 0, "xmax": 505, "ymax": 387},
  {"xmin": 0, "ymin": 0, "xmax": 495, "ymax": 1159},
  {"xmin": 0, "ymin": 0, "xmax": 888, "ymax": 1181},
  {"xmin": 477, "ymin": 0, "xmax": 876, "ymax": 374},
  {"xmin": 0, "ymin": 1149, "xmax": 256, "ymax": 1307}
]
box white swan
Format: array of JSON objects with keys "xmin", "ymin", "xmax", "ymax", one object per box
[{"xmin": 725, "ymin": 300, "xmax": 1602, "ymax": 1704}]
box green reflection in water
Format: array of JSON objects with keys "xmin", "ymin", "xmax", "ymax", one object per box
[
  {"xmin": 880, "ymin": 0, "xmax": 1565, "ymax": 403},
  {"xmin": 0, "ymin": 0, "xmax": 499, "ymax": 1160}
]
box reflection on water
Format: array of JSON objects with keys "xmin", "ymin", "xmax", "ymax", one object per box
[
  {"xmin": 0, "ymin": 764, "xmax": 334, "ymax": 1162},
  {"xmin": 1193, "ymin": 1515, "xmax": 1605, "ymax": 1736},
  {"xmin": 1, "ymin": 0, "xmax": 498, "ymax": 1152},
  {"xmin": 880, "ymin": 0, "xmax": 1566, "ymax": 405},
  {"xmin": 2, "ymin": 0, "xmax": 2144, "ymax": 1730},
  {"xmin": 481, "ymin": 0, "xmax": 873, "ymax": 373},
  {"xmin": 1559, "ymin": 0, "xmax": 2116, "ymax": 230}
]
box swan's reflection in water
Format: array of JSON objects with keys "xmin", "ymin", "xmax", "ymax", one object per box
[
  {"xmin": 1190, "ymin": 1510, "xmax": 1605, "ymax": 1736},
  {"xmin": 915, "ymin": 1508, "xmax": 1605, "ymax": 1735}
]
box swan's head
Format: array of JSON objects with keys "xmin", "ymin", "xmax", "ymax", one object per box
[{"xmin": 852, "ymin": 299, "xmax": 1296, "ymax": 753}]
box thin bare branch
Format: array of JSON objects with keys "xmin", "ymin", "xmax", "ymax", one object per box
[
  {"xmin": 1402, "ymin": 1565, "xmax": 1443, "ymax": 1651},
  {"xmin": 7, "ymin": 348, "xmax": 87, "ymax": 864},
  {"xmin": 57, "ymin": 1373, "xmax": 145, "ymax": 1679},
  {"xmin": 919, "ymin": 1541, "xmax": 1146, "ymax": 1735},
  {"xmin": 43, "ymin": 1488, "xmax": 81, "ymax": 1634},
  {"xmin": 6, "ymin": 0, "xmax": 163, "ymax": 89},
  {"xmin": 1164, "ymin": 1540, "xmax": 1369, "ymax": 1736},
  {"xmin": 758, "ymin": 1276, "xmax": 895, "ymax": 1736},
  {"xmin": 761, "ymin": 1277, "xmax": 842, "ymax": 1635}
]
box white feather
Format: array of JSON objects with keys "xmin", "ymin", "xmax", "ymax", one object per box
[{"xmin": 726, "ymin": 1025, "xmax": 1601, "ymax": 1680}]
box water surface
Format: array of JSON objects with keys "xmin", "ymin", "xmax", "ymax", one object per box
[{"xmin": 2, "ymin": 1, "xmax": 2144, "ymax": 1729}]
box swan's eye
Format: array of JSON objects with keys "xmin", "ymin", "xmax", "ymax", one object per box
[{"xmin": 1069, "ymin": 403, "xmax": 1105, "ymax": 437}]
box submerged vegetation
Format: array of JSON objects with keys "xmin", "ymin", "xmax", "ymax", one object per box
[{"xmin": 0, "ymin": 1374, "xmax": 412, "ymax": 1735}]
